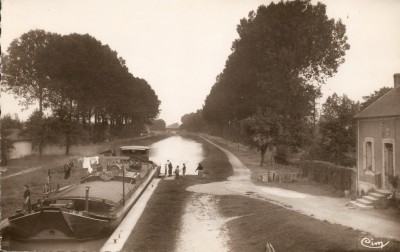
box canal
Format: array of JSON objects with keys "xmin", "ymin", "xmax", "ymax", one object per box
[{"xmin": 4, "ymin": 135, "xmax": 204, "ymax": 251}]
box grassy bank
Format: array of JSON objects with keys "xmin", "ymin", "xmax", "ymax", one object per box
[
  {"xmin": 122, "ymin": 135, "xmax": 233, "ymax": 251},
  {"xmin": 1, "ymin": 134, "xmax": 171, "ymax": 220},
  {"xmin": 219, "ymin": 195, "xmax": 400, "ymax": 251},
  {"xmin": 202, "ymin": 134, "xmax": 347, "ymax": 197}
]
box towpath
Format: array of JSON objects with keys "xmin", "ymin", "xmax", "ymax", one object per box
[
  {"xmin": 1, "ymin": 165, "xmax": 48, "ymax": 180},
  {"xmin": 185, "ymin": 136, "xmax": 400, "ymax": 241}
]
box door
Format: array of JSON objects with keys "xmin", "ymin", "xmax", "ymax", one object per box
[{"xmin": 383, "ymin": 143, "xmax": 394, "ymax": 189}]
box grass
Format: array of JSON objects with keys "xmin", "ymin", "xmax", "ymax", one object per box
[
  {"xmin": 122, "ymin": 135, "xmax": 233, "ymax": 251},
  {"xmin": 1, "ymin": 134, "xmax": 171, "ymax": 220},
  {"xmin": 219, "ymin": 195, "xmax": 400, "ymax": 252}
]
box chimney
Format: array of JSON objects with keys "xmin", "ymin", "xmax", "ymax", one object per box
[{"xmin": 394, "ymin": 73, "xmax": 400, "ymax": 89}]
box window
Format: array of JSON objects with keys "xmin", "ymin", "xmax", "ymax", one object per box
[{"xmin": 363, "ymin": 138, "xmax": 375, "ymax": 172}]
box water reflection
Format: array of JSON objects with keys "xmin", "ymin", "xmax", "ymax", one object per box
[{"xmin": 150, "ymin": 135, "xmax": 204, "ymax": 175}]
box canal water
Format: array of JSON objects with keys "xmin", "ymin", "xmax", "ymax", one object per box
[{"xmin": 4, "ymin": 135, "xmax": 204, "ymax": 251}]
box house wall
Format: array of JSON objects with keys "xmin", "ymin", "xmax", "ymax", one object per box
[
  {"xmin": 10, "ymin": 141, "xmax": 32, "ymax": 159},
  {"xmin": 357, "ymin": 117, "xmax": 399, "ymax": 193}
]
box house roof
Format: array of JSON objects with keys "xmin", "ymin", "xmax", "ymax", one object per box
[{"xmin": 355, "ymin": 87, "xmax": 400, "ymax": 119}]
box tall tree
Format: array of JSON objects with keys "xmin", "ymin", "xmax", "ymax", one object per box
[
  {"xmin": 2, "ymin": 30, "xmax": 60, "ymax": 156},
  {"xmin": 203, "ymin": 0, "xmax": 349, "ymax": 148},
  {"xmin": 2, "ymin": 30, "xmax": 60, "ymax": 115}
]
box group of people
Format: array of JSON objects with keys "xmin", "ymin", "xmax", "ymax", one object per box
[{"xmin": 164, "ymin": 160, "xmax": 205, "ymax": 181}]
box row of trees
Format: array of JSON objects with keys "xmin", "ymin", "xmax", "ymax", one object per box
[
  {"xmin": 2, "ymin": 30, "xmax": 160, "ymax": 156},
  {"xmin": 180, "ymin": 0, "xmax": 391, "ymax": 167},
  {"xmin": 184, "ymin": 1, "xmax": 350, "ymax": 165},
  {"xmin": 181, "ymin": 87, "xmax": 391, "ymax": 166}
]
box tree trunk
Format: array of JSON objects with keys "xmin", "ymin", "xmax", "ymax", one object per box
[
  {"xmin": 38, "ymin": 91, "xmax": 43, "ymax": 158},
  {"xmin": 65, "ymin": 100, "xmax": 73, "ymax": 156},
  {"xmin": 260, "ymin": 144, "xmax": 267, "ymax": 166}
]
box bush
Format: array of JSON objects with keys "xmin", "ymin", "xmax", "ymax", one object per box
[
  {"xmin": 298, "ymin": 160, "xmax": 355, "ymax": 191},
  {"xmin": 274, "ymin": 145, "xmax": 289, "ymax": 164}
]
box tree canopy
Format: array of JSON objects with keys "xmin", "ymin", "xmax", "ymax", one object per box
[
  {"xmin": 180, "ymin": 110, "xmax": 206, "ymax": 132},
  {"xmin": 2, "ymin": 30, "xmax": 60, "ymax": 114},
  {"xmin": 317, "ymin": 93, "xmax": 360, "ymax": 166},
  {"xmin": 2, "ymin": 30, "xmax": 160, "ymax": 155},
  {"xmin": 149, "ymin": 119, "xmax": 167, "ymax": 132},
  {"xmin": 203, "ymin": 0, "xmax": 349, "ymax": 149}
]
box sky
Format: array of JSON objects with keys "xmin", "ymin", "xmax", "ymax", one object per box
[{"xmin": 1, "ymin": 0, "xmax": 400, "ymax": 125}]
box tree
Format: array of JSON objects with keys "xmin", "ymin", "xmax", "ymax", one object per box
[
  {"xmin": 180, "ymin": 110, "xmax": 206, "ymax": 132},
  {"xmin": 2, "ymin": 30, "xmax": 60, "ymax": 114},
  {"xmin": 149, "ymin": 119, "xmax": 166, "ymax": 132},
  {"xmin": 203, "ymin": 0, "xmax": 349, "ymax": 149},
  {"xmin": 240, "ymin": 109, "xmax": 281, "ymax": 166},
  {"xmin": 318, "ymin": 93, "xmax": 360, "ymax": 166},
  {"xmin": 0, "ymin": 114, "xmax": 22, "ymax": 165},
  {"xmin": 361, "ymin": 87, "xmax": 392, "ymax": 110},
  {"xmin": 24, "ymin": 110, "xmax": 60, "ymax": 153},
  {"xmin": 2, "ymin": 30, "xmax": 60, "ymax": 156},
  {"xmin": 42, "ymin": 33, "xmax": 160, "ymax": 152},
  {"xmin": 3, "ymin": 30, "xmax": 161, "ymax": 155}
]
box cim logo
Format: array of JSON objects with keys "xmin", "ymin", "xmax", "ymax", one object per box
[{"xmin": 361, "ymin": 237, "xmax": 389, "ymax": 249}]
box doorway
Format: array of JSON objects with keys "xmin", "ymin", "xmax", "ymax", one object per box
[{"xmin": 383, "ymin": 143, "xmax": 394, "ymax": 189}]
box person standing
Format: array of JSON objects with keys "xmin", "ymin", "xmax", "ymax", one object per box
[
  {"xmin": 195, "ymin": 163, "xmax": 204, "ymax": 180},
  {"xmin": 175, "ymin": 165, "xmax": 180, "ymax": 184},
  {"xmin": 168, "ymin": 160, "xmax": 173, "ymax": 176},
  {"xmin": 43, "ymin": 183, "xmax": 50, "ymax": 198},
  {"xmin": 23, "ymin": 184, "xmax": 32, "ymax": 213},
  {"xmin": 164, "ymin": 164, "xmax": 168, "ymax": 177},
  {"xmin": 182, "ymin": 163, "xmax": 186, "ymax": 177}
]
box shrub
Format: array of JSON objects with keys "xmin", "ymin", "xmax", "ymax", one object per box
[
  {"xmin": 298, "ymin": 160, "xmax": 355, "ymax": 192},
  {"xmin": 274, "ymin": 145, "xmax": 289, "ymax": 164}
]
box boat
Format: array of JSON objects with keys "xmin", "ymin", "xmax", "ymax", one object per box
[{"xmin": 1, "ymin": 146, "xmax": 158, "ymax": 241}]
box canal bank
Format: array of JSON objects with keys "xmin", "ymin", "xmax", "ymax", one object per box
[{"xmin": 122, "ymin": 135, "xmax": 400, "ymax": 252}]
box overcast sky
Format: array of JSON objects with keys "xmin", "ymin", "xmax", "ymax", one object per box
[{"xmin": 1, "ymin": 0, "xmax": 400, "ymax": 125}]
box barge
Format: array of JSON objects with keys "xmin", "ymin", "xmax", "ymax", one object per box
[{"xmin": 1, "ymin": 146, "xmax": 158, "ymax": 241}]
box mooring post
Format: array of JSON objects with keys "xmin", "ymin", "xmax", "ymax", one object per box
[{"xmin": 85, "ymin": 186, "xmax": 91, "ymax": 213}]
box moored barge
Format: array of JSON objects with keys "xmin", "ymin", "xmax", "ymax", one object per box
[{"xmin": 1, "ymin": 146, "xmax": 158, "ymax": 241}]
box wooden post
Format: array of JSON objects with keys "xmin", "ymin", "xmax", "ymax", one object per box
[{"xmin": 122, "ymin": 167, "xmax": 125, "ymax": 206}]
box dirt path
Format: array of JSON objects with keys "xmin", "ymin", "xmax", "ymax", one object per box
[
  {"xmin": 1, "ymin": 165, "xmax": 47, "ymax": 180},
  {"xmin": 185, "ymin": 136, "xmax": 400, "ymax": 241}
]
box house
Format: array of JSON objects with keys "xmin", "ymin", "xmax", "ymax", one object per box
[
  {"xmin": 355, "ymin": 73, "xmax": 400, "ymax": 193},
  {"xmin": 7, "ymin": 129, "xmax": 32, "ymax": 159}
]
